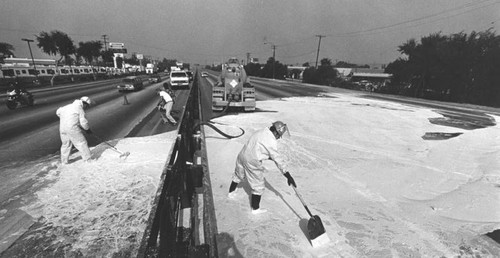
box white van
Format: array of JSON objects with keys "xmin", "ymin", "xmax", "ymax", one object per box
[{"xmin": 169, "ymin": 70, "xmax": 189, "ymax": 88}]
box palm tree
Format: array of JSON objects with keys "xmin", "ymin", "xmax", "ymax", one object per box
[
  {"xmin": 36, "ymin": 30, "xmax": 76, "ymax": 85},
  {"xmin": 77, "ymin": 40, "xmax": 103, "ymax": 80},
  {"xmin": 0, "ymin": 42, "xmax": 15, "ymax": 62}
]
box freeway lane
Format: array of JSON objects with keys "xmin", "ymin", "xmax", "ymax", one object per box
[
  {"xmin": 251, "ymin": 76, "xmax": 332, "ymax": 100},
  {"xmin": 0, "ymin": 78, "xmax": 164, "ymax": 163},
  {"xmin": 197, "ymin": 73, "xmax": 331, "ymax": 119},
  {"xmin": 251, "ymin": 76, "xmax": 498, "ymax": 131},
  {"xmin": 0, "ymin": 80, "xmax": 122, "ymax": 143},
  {"xmin": 199, "ymin": 72, "xmax": 498, "ymax": 130}
]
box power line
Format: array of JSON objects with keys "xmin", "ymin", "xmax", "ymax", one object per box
[
  {"xmin": 328, "ymin": 0, "xmax": 498, "ymax": 37},
  {"xmin": 356, "ymin": 1, "xmax": 500, "ymax": 38},
  {"xmin": 280, "ymin": 50, "xmax": 316, "ymax": 59},
  {"xmin": 274, "ymin": 35, "xmax": 316, "ymax": 47},
  {"xmin": 1, "ymin": 0, "xmax": 497, "ymax": 65}
]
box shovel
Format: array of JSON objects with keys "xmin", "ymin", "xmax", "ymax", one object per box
[
  {"xmin": 92, "ymin": 134, "xmax": 130, "ymax": 159},
  {"xmin": 292, "ymin": 186, "xmax": 330, "ymax": 247}
]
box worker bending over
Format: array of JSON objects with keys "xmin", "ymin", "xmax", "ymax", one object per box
[{"xmin": 228, "ymin": 121, "xmax": 296, "ymax": 214}]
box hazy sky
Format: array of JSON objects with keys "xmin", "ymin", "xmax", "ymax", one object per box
[{"xmin": 1, "ymin": 0, "xmax": 498, "ymax": 66}]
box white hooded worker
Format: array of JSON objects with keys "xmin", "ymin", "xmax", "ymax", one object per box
[
  {"xmin": 156, "ymin": 86, "xmax": 177, "ymax": 125},
  {"xmin": 56, "ymin": 96, "xmax": 93, "ymax": 164},
  {"xmin": 227, "ymin": 121, "xmax": 296, "ymax": 214}
]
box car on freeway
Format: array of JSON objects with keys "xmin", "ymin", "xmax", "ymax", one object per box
[
  {"xmin": 201, "ymin": 71, "xmax": 209, "ymax": 77},
  {"xmin": 149, "ymin": 74, "xmax": 162, "ymax": 83},
  {"xmin": 169, "ymin": 70, "xmax": 189, "ymax": 88},
  {"xmin": 117, "ymin": 76, "xmax": 144, "ymax": 92},
  {"xmin": 186, "ymin": 71, "xmax": 194, "ymax": 82}
]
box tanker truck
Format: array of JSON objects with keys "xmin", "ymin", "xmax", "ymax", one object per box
[{"xmin": 212, "ymin": 58, "xmax": 256, "ymax": 112}]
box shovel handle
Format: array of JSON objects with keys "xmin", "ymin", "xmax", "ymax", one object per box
[
  {"xmin": 92, "ymin": 134, "xmax": 125, "ymax": 155},
  {"xmin": 292, "ymin": 186, "xmax": 314, "ymax": 218}
]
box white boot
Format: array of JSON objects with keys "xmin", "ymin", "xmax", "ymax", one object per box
[
  {"xmin": 227, "ymin": 191, "xmax": 238, "ymax": 199},
  {"xmin": 251, "ymin": 208, "xmax": 268, "ymax": 214}
]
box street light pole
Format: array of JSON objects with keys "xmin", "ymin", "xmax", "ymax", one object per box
[
  {"xmin": 21, "ymin": 38, "xmax": 39, "ymax": 83},
  {"xmin": 265, "ymin": 42, "xmax": 276, "ymax": 79}
]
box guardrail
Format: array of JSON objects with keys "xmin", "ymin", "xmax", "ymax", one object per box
[{"xmin": 137, "ymin": 73, "xmax": 218, "ymax": 257}]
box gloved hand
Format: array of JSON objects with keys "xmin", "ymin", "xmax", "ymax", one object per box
[
  {"xmin": 85, "ymin": 129, "xmax": 93, "ymax": 134},
  {"xmin": 283, "ymin": 172, "xmax": 296, "ymax": 188}
]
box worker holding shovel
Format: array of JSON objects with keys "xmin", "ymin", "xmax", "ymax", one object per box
[
  {"xmin": 56, "ymin": 96, "xmax": 93, "ymax": 164},
  {"xmin": 227, "ymin": 121, "xmax": 296, "ymax": 214},
  {"xmin": 156, "ymin": 86, "xmax": 177, "ymax": 125}
]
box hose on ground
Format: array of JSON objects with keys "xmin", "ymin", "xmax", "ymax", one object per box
[{"xmin": 194, "ymin": 96, "xmax": 245, "ymax": 139}]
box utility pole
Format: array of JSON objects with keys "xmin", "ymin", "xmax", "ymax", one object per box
[
  {"xmin": 272, "ymin": 45, "xmax": 276, "ymax": 79},
  {"xmin": 264, "ymin": 42, "xmax": 276, "ymax": 79},
  {"xmin": 102, "ymin": 35, "xmax": 108, "ymax": 51},
  {"xmin": 21, "ymin": 38, "xmax": 39, "ymax": 83},
  {"xmin": 315, "ymin": 35, "xmax": 325, "ymax": 68}
]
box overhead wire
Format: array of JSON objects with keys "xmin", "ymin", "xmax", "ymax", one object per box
[
  {"xmin": 2, "ymin": 0, "xmax": 497, "ymax": 64},
  {"xmin": 327, "ymin": 0, "xmax": 499, "ymax": 37}
]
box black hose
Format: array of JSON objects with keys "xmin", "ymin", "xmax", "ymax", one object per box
[
  {"xmin": 194, "ymin": 96, "xmax": 245, "ymax": 139},
  {"xmin": 196, "ymin": 121, "xmax": 245, "ymax": 139}
]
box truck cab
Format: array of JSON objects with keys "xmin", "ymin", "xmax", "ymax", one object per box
[{"xmin": 145, "ymin": 63, "xmax": 157, "ymax": 74}]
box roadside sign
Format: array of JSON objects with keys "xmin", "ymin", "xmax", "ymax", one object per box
[
  {"xmin": 111, "ymin": 48, "xmax": 127, "ymax": 54},
  {"xmin": 136, "ymin": 54, "xmax": 143, "ymax": 60},
  {"xmin": 109, "ymin": 42, "xmax": 125, "ymax": 49}
]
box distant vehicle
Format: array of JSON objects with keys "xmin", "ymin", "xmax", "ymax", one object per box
[
  {"xmin": 149, "ymin": 74, "xmax": 162, "ymax": 83},
  {"xmin": 201, "ymin": 72, "xmax": 209, "ymax": 77},
  {"xmin": 186, "ymin": 71, "xmax": 193, "ymax": 82},
  {"xmin": 6, "ymin": 89, "xmax": 34, "ymax": 110},
  {"xmin": 117, "ymin": 76, "xmax": 144, "ymax": 92},
  {"xmin": 0, "ymin": 59, "xmax": 110, "ymax": 86},
  {"xmin": 169, "ymin": 70, "xmax": 189, "ymax": 88},
  {"xmin": 145, "ymin": 63, "xmax": 157, "ymax": 74}
]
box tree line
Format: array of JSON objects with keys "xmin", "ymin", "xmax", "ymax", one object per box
[
  {"xmin": 242, "ymin": 57, "xmax": 366, "ymax": 86},
  {"xmin": 0, "ymin": 30, "xmax": 177, "ymax": 74},
  {"xmin": 1, "ymin": 31, "xmax": 115, "ymax": 68},
  {"xmin": 385, "ymin": 29, "xmax": 500, "ymax": 106},
  {"xmin": 239, "ymin": 28, "xmax": 500, "ymax": 107}
]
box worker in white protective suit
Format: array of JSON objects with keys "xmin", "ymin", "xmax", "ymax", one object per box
[
  {"xmin": 227, "ymin": 121, "xmax": 296, "ymax": 214},
  {"xmin": 56, "ymin": 96, "xmax": 93, "ymax": 164},
  {"xmin": 156, "ymin": 86, "xmax": 177, "ymax": 125}
]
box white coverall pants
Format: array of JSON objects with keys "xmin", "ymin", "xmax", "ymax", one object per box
[
  {"xmin": 232, "ymin": 153, "xmax": 266, "ymax": 195},
  {"xmin": 60, "ymin": 130, "xmax": 92, "ymax": 163},
  {"xmin": 230, "ymin": 128, "xmax": 286, "ymax": 195}
]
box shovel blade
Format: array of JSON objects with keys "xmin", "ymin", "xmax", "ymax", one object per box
[
  {"xmin": 308, "ymin": 215, "xmax": 330, "ymax": 247},
  {"xmin": 120, "ymin": 151, "xmax": 130, "ymax": 159}
]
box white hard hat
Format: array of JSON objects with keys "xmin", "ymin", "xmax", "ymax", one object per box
[
  {"xmin": 272, "ymin": 121, "xmax": 290, "ymax": 138},
  {"xmin": 80, "ymin": 96, "xmax": 92, "ymax": 105}
]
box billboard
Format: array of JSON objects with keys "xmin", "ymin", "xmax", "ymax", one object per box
[
  {"xmin": 109, "ymin": 42, "xmax": 125, "ymax": 49},
  {"xmin": 111, "ymin": 48, "xmax": 127, "ymax": 54}
]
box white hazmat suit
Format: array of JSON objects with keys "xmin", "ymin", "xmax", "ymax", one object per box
[
  {"xmin": 158, "ymin": 90, "xmax": 176, "ymax": 124},
  {"xmin": 232, "ymin": 127, "xmax": 287, "ymax": 195},
  {"xmin": 56, "ymin": 99, "xmax": 91, "ymax": 163}
]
